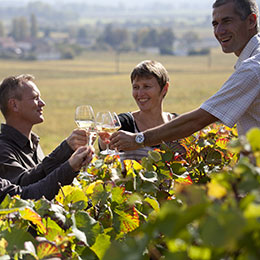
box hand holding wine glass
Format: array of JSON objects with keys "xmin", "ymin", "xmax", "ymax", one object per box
[
  {"xmin": 74, "ymin": 105, "xmax": 96, "ymax": 175},
  {"xmin": 75, "ymin": 105, "xmax": 97, "ymax": 146},
  {"xmin": 110, "ymin": 112, "xmax": 122, "ymax": 155},
  {"xmin": 96, "ymin": 111, "xmax": 121, "ymax": 155},
  {"xmin": 96, "ymin": 111, "xmax": 113, "ymax": 155}
]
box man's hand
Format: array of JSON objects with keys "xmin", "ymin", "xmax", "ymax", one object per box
[
  {"xmin": 110, "ymin": 130, "xmax": 139, "ymax": 151},
  {"xmin": 66, "ymin": 129, "xmax": 88, "ymax": 150},
  {"xmin": 69, "ymin": 146, "xmax": 94, "ymax": 172}
]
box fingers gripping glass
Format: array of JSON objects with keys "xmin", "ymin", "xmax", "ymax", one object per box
[
  {"xmin": 111, "ymin": 112, "xmax": 121, "ymax": 155},
  {"xmin": 74, "ymin": 105, "xmax": 97, "ymax": 174},
  {"xmin": 75, "ymin": 105, "xmax": 97, "ymax": 146},
  {"xmin": 96, "ymin": 111, "xmax": 121, "ymax": 155}
]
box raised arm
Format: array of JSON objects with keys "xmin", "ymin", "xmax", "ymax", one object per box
[
  {"xmin": 0, "ymin": 146, "xmax": 94, "ymax": 202},
  {"xmin": 110, "ymin": 108, "xmax": 218, "ymax": 151},
  {"xmin": 0, "ymin": 129, "xmax": 88, "ymax": 186}
]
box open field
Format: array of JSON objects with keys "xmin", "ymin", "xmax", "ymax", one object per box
[{"xmin": 0, "ymin": 49, "xmax": 237, "ymax": 153}]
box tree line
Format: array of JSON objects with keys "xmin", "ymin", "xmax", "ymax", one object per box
[{"xmin": 0, "ymin": 13, "xmax": 203, "ymax": 58}]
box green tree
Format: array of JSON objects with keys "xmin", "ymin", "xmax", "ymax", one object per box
[
  {"xmin": 77, "ymin": 27, "xmax": 88, "ymax": 40},
  {"xmin": 98, "ymin": 24, "xmax": 130, "ymax": 51},
  {"xmin": 140, "ymin": 28, "xmax": 159, "ymax": 47},
  {"xmin": 11, "ymin": 18, "xmax": 19, "ymax": 41},
  {"xmin": 182, "ymin": 31, "xmax": 200, "ymax": 51},
  {"xmin": 0, "ymin": 20, "xmax": 5, "ymax": 37},
  {"xmin": 30, "ymin": 13, "xmax": 38, "ymax": 38},
  {"xmin": 11, "ymin": 17, "xmax": 29, "ymax": 41},
  {"xmin": 158, "ymin": 28, "xmax": 175, "ymax": 54},
  {"xmin": 98, "ymin": 24, "xmax": 131, "ymax": 73}
]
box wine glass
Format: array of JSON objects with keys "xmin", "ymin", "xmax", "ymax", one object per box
[
  {"xmin": 75, "ymin": 105, "xmax": 97, "ymax": 146},
  {"xmin": 74, "ymin": 105, "xmax": 96, "ymax": 175},
  {"xmin": 111, "ymin": 112, "xmax": 121, "ymax": 132},
  {"xmin": 96, "ymin": 111, "xmax": 115, "ymax": 155},
  {"xmin": 111, "ymin": 112, "xmax": 121, "ymax": 155}
]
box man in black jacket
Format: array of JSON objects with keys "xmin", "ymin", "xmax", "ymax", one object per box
[
  {"xmin": 0, "ymin": 146, "xmax": 93, "ymax": 202},
  {"xmin": 0, "ymin": 74, "xmax": 92, "ymax": 200}
]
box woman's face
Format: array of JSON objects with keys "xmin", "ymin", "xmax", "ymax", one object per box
[{"xmin": 132, "ymin": 76, "xmax": 167, "ymax": 112}]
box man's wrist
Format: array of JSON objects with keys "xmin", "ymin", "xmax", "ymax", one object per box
[{"xmin": 135, "ymin": 132, "xmax": 145, "ymax": 148}]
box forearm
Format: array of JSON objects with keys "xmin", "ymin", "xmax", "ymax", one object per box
[
  {"xmin": 0, "ymin": 162, "xmax": 77, "ymax": 203},
  {"xmin": 41, "ymin": 140, "xmax": 74, "ymax": 174},
  {"xmin": 21, "ymin": 161, "xmax": 77, "ymax": 201},
  {"xmin": 144, "ymin": 108, "xmax": 217, "ymax": 146},
  {"xmin": 110, "ymin": 108, "xmax": 218, "ymax": 152}
]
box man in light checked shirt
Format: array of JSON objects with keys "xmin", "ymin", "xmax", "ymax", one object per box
[{"xmin": 110, "ymin": 0, "xmax": 260, "ymax": 151}]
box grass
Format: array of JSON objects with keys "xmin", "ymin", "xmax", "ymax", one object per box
[{"xmin": 0, "ymin": 48, "xmax": 237, "ymax": 153}]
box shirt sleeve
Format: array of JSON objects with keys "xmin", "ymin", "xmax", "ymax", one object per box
[
  {"xmin": 41, "ymin": 140, "xmax": 74, "ymax": 174},
  {"xmin": 201, "ymin": 59, "xmax": 260, "ymax": 128},
  {"xmin": 0, "ymin": 162, "xmax": 78, "ymax": 202},
  {"xmin": 21, "ymin": 161, "xmax": 78, "ymax": 201},
  {"xmin": 0, "ymin": 177, "xmax": 22, "ymax": 203},
  {"xmin": 0, "ymin": 140, "xmax": 74, "ymax": 186}
]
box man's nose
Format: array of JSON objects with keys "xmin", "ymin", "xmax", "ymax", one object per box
[
  {"xmin": 39, "ymin": 98, "xmax": 46, "ymax": 107},
  {"xmin": 215, "ymin": 23, "xmax": 226, "ymax": 35}
]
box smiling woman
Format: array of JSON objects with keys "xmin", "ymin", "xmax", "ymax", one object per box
[{"xmin": 99, "ymin": 60, "xmax": 186, "ymax": 161}]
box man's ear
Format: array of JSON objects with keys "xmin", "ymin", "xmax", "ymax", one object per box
[
  {"xmin": 248, "ymin": 13, "xmax": 258, "ymax": 30},
  {"xmin": 8, "ymin": 98, "xmax": 19, "ymax": 112}
]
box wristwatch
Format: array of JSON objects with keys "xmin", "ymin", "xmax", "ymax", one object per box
[{"xmin": 135, "ymin": 132, "xmax": 145, "ymax": 147}]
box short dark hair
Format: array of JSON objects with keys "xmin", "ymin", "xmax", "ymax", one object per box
[
  {"xmin": 0, "ymin": 74, "xmax": 35, "ymax": 117},
  {"xmin": 130, "ymin": 60, "xmax": 169, "ymax": 91},
  {"xmin": 213, "ymin": 0, "xmax": 259, "ymax": 29}
]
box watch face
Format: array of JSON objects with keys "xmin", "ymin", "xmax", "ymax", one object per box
[{"xmin": 136, "ymin": 133, "xmax": 144, "ymax": 144}]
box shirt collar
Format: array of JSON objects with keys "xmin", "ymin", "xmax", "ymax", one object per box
[
  {"xmin": 235, "ymin": 33, "xmax": 260, "ymax": 69},
  {"xmin": 0, "ymin": 124, "xmax": 40, "ymax": 150}
]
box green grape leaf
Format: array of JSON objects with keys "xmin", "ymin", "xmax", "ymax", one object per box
[
  {"xmin": 90, "ymin": 233, "xmax": 111, "ymax": 260},
  {"xmin": 139, "ymin": 171, "xmax": 158, "ymax": 183},
  {"xmin": 148, "ymin": 150, "xmax": 162, "ymax": 162},
  {"xmin": 4, "ymin": 228, "xmax": 34, "ymax": 252},
  {"xmin": 111, "ymin": 186, "xmax": 125, "ymax": 204},
  {"xmin": 170, "ymin": 163, "xmax": 187, "ymax": 175},
  {"xmin": 200, "ymin": 208, "xmax": 245, "ymax": 248},
  {"xmin": 74, "ymin": 211, "xmax": 103, "ymax": 247},
  {"xmin": 246, "ymin": 127, "xmax": 260, "ymax": 151}
]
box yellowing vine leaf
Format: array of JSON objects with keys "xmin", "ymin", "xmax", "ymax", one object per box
[
  {"xmin": 124, "ymin": 160, "xmax": 143, "ymax": 177},
  {"xmin": 20, "ymin": 207, "xmax": 46, "ymax": 234},
  {"xmin": 85, "ymin": 180, "xmax": 104, "ymax": 195},
  {"xmin": 37, "ymin": 241, "xmax": 61, "ymax": 259},
  {"xmin": 56, "ymin": 185, "xmax": 76, "ymax": 204},
  {"xmin": 216, "ymin": 138, "xmax": 229, "ymax": 149},
  {"xmin": 144, "ymin": 196, "xmax": 160, "ymax": 213},
  {"xmin": 115, "ymin": 207, "xmax": 140, "ymax": 234}
]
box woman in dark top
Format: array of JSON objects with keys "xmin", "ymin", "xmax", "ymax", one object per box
[{"xmin": 99, "ymin": 60, "xmax": 185, "ymax": 161}]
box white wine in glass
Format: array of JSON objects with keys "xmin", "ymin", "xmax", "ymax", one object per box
[
  {"xmin": 110, "ymin": 112, "xmax": 122, "ymax": 155},
  {"xmin": 96, "ymin": 111, "xmax": 114, "ymax": 155},
  {"xmin": 74, "ymin": 105, "xmax": 96, "ymax": 175},
  {"xmin": 75, "ymin": 105, "xmax": 96, "ymax": 146}
]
